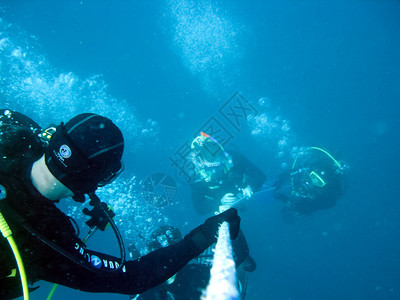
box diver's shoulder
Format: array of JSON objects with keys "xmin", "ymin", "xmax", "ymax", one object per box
[{"xmin": 0, "ymin": 109, "xmax": 42, "ymax": 132}]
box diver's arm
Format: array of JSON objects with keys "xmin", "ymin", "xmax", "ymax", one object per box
[
  {"xmin": 41, "ymin": 235, "xmax": 203, "ymax": 294},
  {"xmin": 39, "ymin": 208, "xmax": 240, "ymax": 295},
  {"xmin": 122, "ymin": 235, "xmax": 207, "ymax": 293}
]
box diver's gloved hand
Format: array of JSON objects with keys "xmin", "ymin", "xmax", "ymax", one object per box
[
  {"xmin": 241, "ymin": 185, "xmax": 253, "ymax": 199},
  {"xmin": 220, "ymin": 193, "xmax": 238, "ymax": 204},
  {"xmin": 219, "ymin": 193, "xmax": 238, "ymax": 212},
  {"xmin": 219, "ymin": 190, "xmax": 253, "ymax": 213},
  {"xmin": 186, "ymin": 208, "xmax": 240, "ymax": 253}
]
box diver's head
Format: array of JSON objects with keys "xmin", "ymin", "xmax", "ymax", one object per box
[
  {"xmin": 190, "ymin": 132, "xmax": 233, "ymax": 182},
  {"xmin": 44, "ymin": 113, "xmax": 124, "ymax": 200},
  {"xmin": 290, "ymin": 147, "xmax": 347, "ymax": 199}
]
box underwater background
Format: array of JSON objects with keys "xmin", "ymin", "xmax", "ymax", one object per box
[{"xmin": 1, "ymin": 0, "xmax": 399, "ymax": 299}]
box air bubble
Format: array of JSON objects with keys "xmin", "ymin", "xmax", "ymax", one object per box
[{"xmin": 258, "ymin": 97, "xmax": 271, "ymax": 108}]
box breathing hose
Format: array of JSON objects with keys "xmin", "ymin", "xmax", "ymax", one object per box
[{"xmin": 0, "ymin": 211, "xmax": 29, "ymax": 300}]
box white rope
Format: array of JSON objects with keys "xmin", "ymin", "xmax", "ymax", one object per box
[{"xmin": 203, "ymin": 221, "xmax": 240, "ymax": 300}]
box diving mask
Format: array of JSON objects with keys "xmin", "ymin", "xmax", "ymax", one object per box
[{"xmin": 309, "ymin": 170, "xmax": 326, "ymax": 187}]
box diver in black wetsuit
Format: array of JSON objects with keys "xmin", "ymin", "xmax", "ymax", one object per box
[
  {"xmin": 130, "ymin": 225, "xmax": 255, "ymax": 300},
  {"xmin": 0, "ymin": 109, "xmax": 240, "ymax": 299},
  {"xmin": 189, "ymin": 132, "xmax": 266, "ymax": 215},
  {"xmin": 273, "ymin": 146, "xmax": 348, "ymax": 218}
]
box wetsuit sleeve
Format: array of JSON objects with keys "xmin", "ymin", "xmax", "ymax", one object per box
[{"xmin": 39, "ymin": 233, "xmax": 204, "ymax": 295}]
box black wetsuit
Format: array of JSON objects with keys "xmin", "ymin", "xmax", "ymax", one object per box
[
  {"xmin": 0, "ymin": 110, "xmax": 209, "ymax": 298},
  {"xmin": 191, "ymin": 151, "xmax": 266, "ymax": 215}
]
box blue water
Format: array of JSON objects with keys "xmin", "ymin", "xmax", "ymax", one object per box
[{"xmin": 1, "ymin": 1, "xmax": 399, "ymax": 299}]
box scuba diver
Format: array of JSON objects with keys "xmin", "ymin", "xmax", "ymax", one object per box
[
  {"xmin": 129, "ymin": 225, "xmax": 256, "ymax": 300},
  {"xmin": 190, "ymin": 132, "xmax": 266, "ymax": 215},
  {"xmin": 0, "ymin": 109, "xmax": 240, "ymax": 299},
  {"xmin": 273, "ymin": 146, "xmax": 348, "ymax": 217}
]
